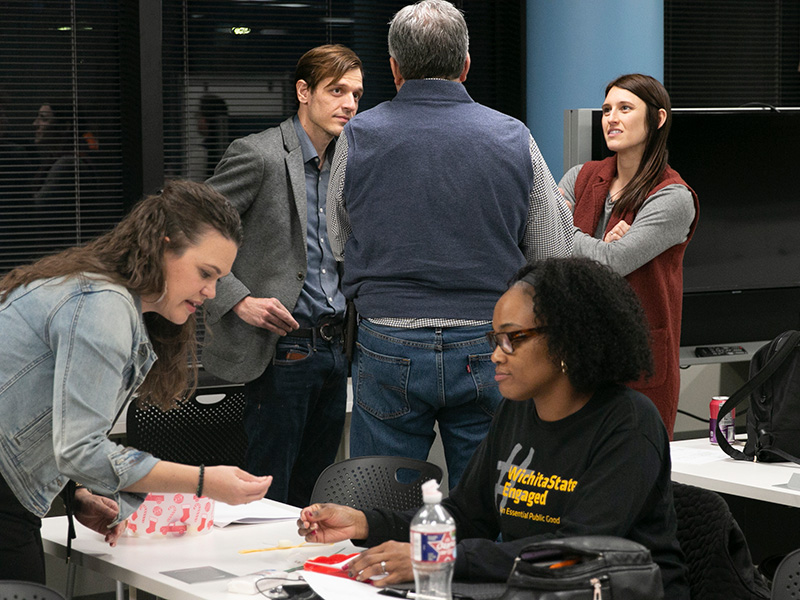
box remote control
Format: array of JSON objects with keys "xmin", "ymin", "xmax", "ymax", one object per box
[{"xmin": 694, "ymin": 345, "xmax": 747, "ymax": 358}]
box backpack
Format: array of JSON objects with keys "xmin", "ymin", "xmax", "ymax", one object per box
[{"xmin": 716, "ymin": 330, "xmax": 800, "ymax": 464}]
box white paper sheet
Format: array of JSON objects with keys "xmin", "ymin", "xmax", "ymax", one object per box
[
  {"xmin": 214, "ymin": 500, "xmax": 300, "ymax": 527},
  {"xmin": 303, "ymin": 570, "xmax": 384, "ymax": 600}
]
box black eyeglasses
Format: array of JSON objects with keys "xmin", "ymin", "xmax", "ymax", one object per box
[{"xmin": 486, "ymin": 327, "xmax": 548, "ymax": 354}]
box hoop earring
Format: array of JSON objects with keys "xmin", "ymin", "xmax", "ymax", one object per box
[{"xmin": 560, "ymin": 360, "xmax": 568, "ymax": 375}]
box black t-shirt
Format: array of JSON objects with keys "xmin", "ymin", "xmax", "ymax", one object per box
[{"xmin": 363, "ymin": 384, "xmax": 689, "ymax": 600}]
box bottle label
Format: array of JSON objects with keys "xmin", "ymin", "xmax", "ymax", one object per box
[{"xmin": 411, "ymin": 529, "xmax": 456, "ymax": 563}]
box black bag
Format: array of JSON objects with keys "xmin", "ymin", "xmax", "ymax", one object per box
[
  {"xmin": 716, "ymin": 330, "xmax": 800, "ymax": 464},
  {"xmin": 343, "ymin": 298, "xmax": 358, "ymax": 366},
  {"xmin": 500, "ymin": 536, "xmax": 663, "ymax": 600}
]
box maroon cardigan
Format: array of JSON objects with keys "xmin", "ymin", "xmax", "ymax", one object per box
[{"xmin": 573, "ymin": 156, "xmax": 699, "ymax": 437}]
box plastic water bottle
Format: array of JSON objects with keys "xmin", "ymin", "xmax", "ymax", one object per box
[{"xmin": 410, "ymin": 479, "xmax": 456, "ymax": 600}]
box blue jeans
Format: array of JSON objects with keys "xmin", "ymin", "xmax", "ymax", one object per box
[
  {"xmin": 243, "ymin": 334, "xmax": 348, "ymax": 507},
  {"xmin": 350, "ymin": 321, "xmax": 502, "ymax": 489}
]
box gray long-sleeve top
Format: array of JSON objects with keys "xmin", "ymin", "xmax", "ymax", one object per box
[{"xmin": 559, "ymin": 164, "xmax": 696, "ymax": 276}]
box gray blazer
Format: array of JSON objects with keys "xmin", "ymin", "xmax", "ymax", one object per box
[{"xmin": 202, "ymin": 117, "xmax": 308, "ymax": 383}]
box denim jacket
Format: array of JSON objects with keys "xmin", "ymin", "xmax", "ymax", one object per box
[{"xmin": 0, "ymin": 274, "xmax": 160, "ymax": 521}]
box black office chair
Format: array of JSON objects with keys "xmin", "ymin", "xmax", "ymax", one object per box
[
  {"xmin": 126, "ymin": 384, "xmax": 247, "ymax": 467},
  {"xmin": 309, "ymin": 455, "xmax": 443, "ymax": 511},
  {"xmin": 0, "ymin": 581, "xmax": 65, "ymax": 600},
  {"xmin": 106, "ymin": 385, "xmax": 246, "ymax": 600},
  {"xmin": 771, "ymin": 548, "xmax": 800, "ymax": 600},
  {"xmin": 673, "ymin": 481, "xmax": 770, "ymax": 600}
]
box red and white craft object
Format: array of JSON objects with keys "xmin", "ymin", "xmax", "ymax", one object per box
[
  {"xmin": 126, "ymin": 493, "xmax": 215, "ymax": 537},
  {"xmin": 303, "ymin": 553, "xmax": 389, "ymax": 582}
]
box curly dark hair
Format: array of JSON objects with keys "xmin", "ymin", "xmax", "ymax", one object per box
[{"xmin": 512, "ymin": 257, "xmax": 653, "ymax": 394}]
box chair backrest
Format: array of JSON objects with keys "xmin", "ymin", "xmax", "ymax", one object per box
[
  {"xmin": 772, "ymin": 548, "xmax": 800, "ymax": 600},
  {"xmin": 126, "ymin": 385, "xmax": 247, "ymax": 468},
  {"xmin": 309, "ymin": 455, "xmax": 443, "ymax": 512},
  {"xmin": 0, "ymin": 581, "xmax": 65, "ymax": 600},
  {"xmin": 673, "ymin": 481, "xmax": 770, "ymax": 600}
]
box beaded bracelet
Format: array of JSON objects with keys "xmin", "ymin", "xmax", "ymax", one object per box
[{"xmin": 197, "ymin": 464, "xmax": 205, "ymax": 497}]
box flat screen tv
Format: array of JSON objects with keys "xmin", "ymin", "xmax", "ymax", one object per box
[{"xmin": 563, "ymin": 107, "xmax": 800, "ymax": 347}]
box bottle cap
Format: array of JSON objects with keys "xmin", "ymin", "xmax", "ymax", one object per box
[{"xmin": 421, "ymin": 479, "xmax": 442, "ymax": 503}]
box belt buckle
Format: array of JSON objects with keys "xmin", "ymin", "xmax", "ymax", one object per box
[{"xmin": 319, "ymin": 323, "xmax": 335, "ymax": 341}]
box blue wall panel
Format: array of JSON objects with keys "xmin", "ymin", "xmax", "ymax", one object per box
[{"xmin": 526, "ymin": 0, "xmax": 663, "ymax": 177}]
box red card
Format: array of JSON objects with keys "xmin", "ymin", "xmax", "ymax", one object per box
[{"xmin": 303, "ymin": 553, "xmax": 360, "ymax": 579}]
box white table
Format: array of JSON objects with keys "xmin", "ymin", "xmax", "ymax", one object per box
[
  {"xmin": 670, "ymin": 436, "xmax": 800, "ymax": 508},
  {"xmin": 42, "ymin": 499, "xmax": 359, "ymax": 600}
]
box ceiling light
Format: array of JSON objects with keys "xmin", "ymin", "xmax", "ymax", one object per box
[{"xmin": 320, "ymin": 17, "xmax": 355, "ymax": 25}]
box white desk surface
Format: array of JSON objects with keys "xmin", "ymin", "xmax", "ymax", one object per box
[
  {"xmin": 670, "ymin": 436, "xmax": 800, "ymax": 508},
  {"xmin": 42, "ymin": 499, "xmax": 359, "ymax": 600}
]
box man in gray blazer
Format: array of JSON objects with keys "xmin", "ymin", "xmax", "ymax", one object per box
[{"xmin": 203, "ymin": 45, "xmax": 363, "ymax": 507}]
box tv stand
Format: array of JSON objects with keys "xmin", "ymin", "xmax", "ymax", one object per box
[
  {"xmin": 675, "ymin": 342, "xmax": 765, "ymax": 440},
  {"xmin": 679, "ymin": 340, "xmax": 768, "ymax": 367}
]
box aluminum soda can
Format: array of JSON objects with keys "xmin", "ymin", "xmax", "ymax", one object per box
[{"xmin": 709, "ymin": 396, "xmax": 735, "ymax": 444}]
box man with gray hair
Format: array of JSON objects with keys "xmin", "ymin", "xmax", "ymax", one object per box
[{"xmin": 327, "ymin": 0, "xmax": 572, "ymax": 488}]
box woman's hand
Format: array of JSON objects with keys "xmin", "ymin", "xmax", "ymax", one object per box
[
  {"xmin": 122, "ymin": 462, "xmax": 270, "ymax": 503},
  {"xmin": 348, "ymin": 542, "xmax": 414, "ymax": 586},
  {"xmin": 604, "ymin": 219, "xmax": 631, "ymax": 243},
  {"xmin": 297, "ymin": 503, "xmax": 368, "ymax": 543},
  {"xmin": 204, "ymin": 466, "xmax": 272, "ymax": 505},
  {"xmin": 558, "ymin": 187, "xmax": 574, "ymax": 212},
  {"xmin": 73, "ymin": 487, "xmax": 126, "ymax": 546}
]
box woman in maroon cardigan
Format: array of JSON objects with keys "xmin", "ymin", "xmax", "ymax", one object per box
[{"xmin": 559, "ymin": 73, "xmax": 699, "ymax": 438}]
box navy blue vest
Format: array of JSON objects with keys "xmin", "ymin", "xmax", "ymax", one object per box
[{"xmin": 342, "ymin": 79, "xmax": 532, "ymax": 319}]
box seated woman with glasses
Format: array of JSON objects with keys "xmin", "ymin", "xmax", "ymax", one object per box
[{"xmin": 297, "ymin": 257, "xmax": 689, "ymax": 600}]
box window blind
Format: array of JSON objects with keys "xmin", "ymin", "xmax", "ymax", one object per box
[
  {"xmin": 0, "ymin": 1, "xmax": 523, "ymax": 276},
  {"xmin": 160, "ymin": 0, "xmax": 525, "ymax": 183},
  {"xmin": 665, "ymin": 0, "xmax": 800, "ymax": 107},
  {"xmin": 0, "ymin": 0, "xmax": 124, "ymax": 274}
]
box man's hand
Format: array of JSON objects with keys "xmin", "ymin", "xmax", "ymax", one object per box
[
  {"xmin": 73, "ymin": 488, "xmax": 126, "ymax": 547},
  {"xmin": 233, "ymin": 296, "xmax": 299, "ymax": 335}
]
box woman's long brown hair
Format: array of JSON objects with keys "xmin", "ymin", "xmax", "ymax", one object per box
[
  {"xmin": 0, "ymin": 179, "xmax": 242, "ymax": 410},
  {"xmin": 606, "ymin": 73, "xmax": 672, "ymax": 216}
]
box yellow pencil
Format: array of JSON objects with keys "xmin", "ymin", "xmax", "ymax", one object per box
[{"xmin": 239, "ymin": 541, "xmax": 332, "ymax": 554}]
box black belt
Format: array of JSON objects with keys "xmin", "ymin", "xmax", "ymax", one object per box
[{"xmin": 292, "ymin": 321, "xmax": 344, "ymax": 341}]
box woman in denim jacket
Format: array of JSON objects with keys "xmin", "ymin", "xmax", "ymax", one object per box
[{"xmin": 0, "ymin": 180, "xmax": 272, "ymax": 582}]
